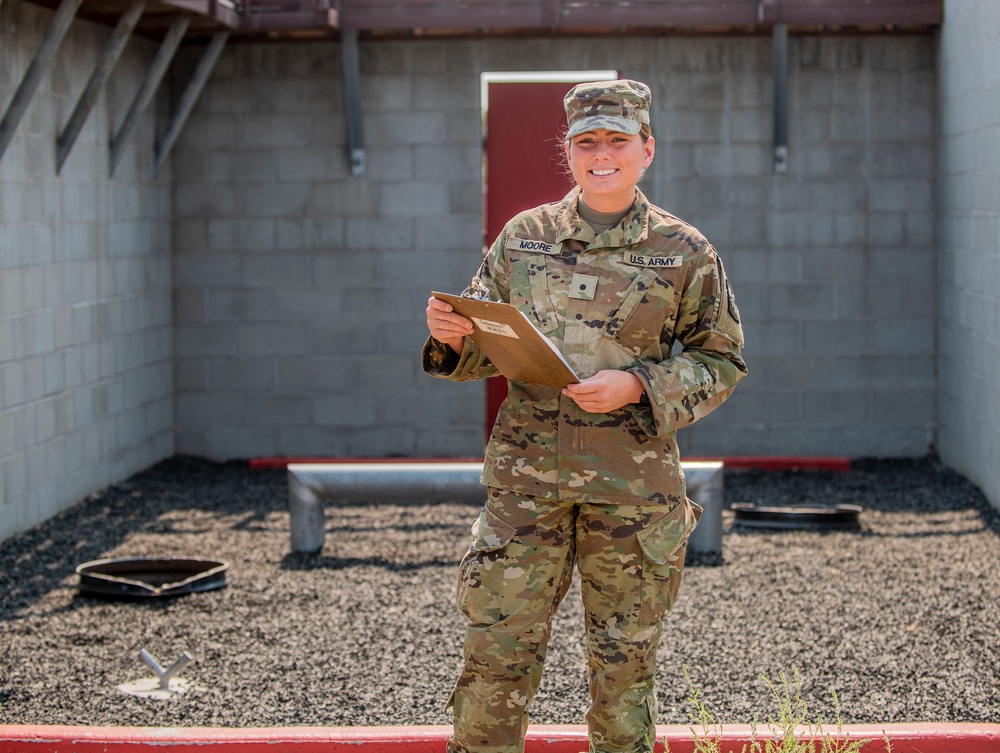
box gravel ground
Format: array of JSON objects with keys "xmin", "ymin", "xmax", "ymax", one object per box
[{"xmin": 1, "ymin": 454, "xmax": 998, "ymax": 729}]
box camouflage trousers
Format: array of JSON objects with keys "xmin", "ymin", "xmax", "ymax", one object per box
[{"xmin": 446, "ymin": 488, "xmax": 700, "ymax": 753}]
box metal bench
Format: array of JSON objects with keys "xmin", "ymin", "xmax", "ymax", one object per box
[{"xmin": 287, "ymin": 460, "xmax": 724, "ymax": 555}]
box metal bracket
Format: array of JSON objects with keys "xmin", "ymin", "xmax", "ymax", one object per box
[
  {"xmin": 56, "ymin": 1, "xmax": 146, "ymax": 174},
  {"xmin": 340, "ymin": 29, "xmax": 365, "ymax": 176},
  {"xmin": 155, "ymin": 31, "xmax": 229, "ymax": 175},
  {"xmin": 772, "ymin": 22, "xmax": 789, "ymax": 174},
  {"xmin": 0, "ymin": 0, "xmax": 83, "ymax": 165},
  {"xmin": 140, "ymin": 649, "xmax": 193, "ymax": 691},
  {"xmin": 109, "ymin": 16, "xmax": 190, "ymax": 176}
]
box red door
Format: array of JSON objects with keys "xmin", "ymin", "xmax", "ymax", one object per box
[{"xmin": 482, "ymin": 73, "xmax": 616, "ymax": 438}]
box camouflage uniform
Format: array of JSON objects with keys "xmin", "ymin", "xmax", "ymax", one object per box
[{"xmin": 422, "ymin": 81, "xmax": 746, "ymax": 753}]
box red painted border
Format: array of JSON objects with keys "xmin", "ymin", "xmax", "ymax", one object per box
[
  {"xmin": 2, "ymin": 724, "xmax": 998, "ymax": 753},
  {"xmin": 249, "ymin": 457, "xmax": 851, "ymax": 472}
]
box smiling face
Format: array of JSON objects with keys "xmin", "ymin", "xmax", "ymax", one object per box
[{"xmin": 565, "ymin": 128, "xmax": 655, "ymax": 213}]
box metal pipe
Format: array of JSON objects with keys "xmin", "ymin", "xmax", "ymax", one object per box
[{"xmin": 286, "ymin": 461, "xmax": 725, "ymax": 555}]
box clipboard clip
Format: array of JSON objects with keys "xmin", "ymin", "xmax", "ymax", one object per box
[{"xmin": 460, "ymin": 275, "xmax": 491, "ymax": 301}]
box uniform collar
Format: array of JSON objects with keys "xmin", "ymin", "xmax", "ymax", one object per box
[{"xmin": 554, "ymin": 186, "xmax": 651, "ymax": 249}]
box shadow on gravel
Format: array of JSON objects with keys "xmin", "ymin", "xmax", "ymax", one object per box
[
  {"xmin": 724, "ymin": 455, "xmax": 1000, "ymax": 537},
  {"xmin": 280, "ymin": 552, "xmax": 458, "ymax": 571},
  {"xmin": 0, "ymin": 456, "xmax": 284, "ymax": 618}
]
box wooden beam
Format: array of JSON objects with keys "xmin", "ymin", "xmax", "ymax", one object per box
[
  {"xmin": 154, "ymin": 31, "xmax": 229, "ymax": 175},
  {"xmin": 108, "ymin": 16, "xmax": 189, "ymax": 176},
  {"xmin": 0, "ymin": 0, "xmax": 83, "ymax": 164},
  {"xmin": 56, "ymin": 1, "xmax": 145, "ymax": 174}
]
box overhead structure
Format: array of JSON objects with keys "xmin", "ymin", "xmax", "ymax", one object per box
[
  {"xmin": 3, "ymin": 0, "xmax": 944, "ymax": 174},
  {"xmin": 12, "ymin": 0, "xmax": 945, "ymax": 43}
]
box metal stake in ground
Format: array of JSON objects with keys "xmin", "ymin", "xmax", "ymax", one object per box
[{"xmin": 118, "ymin": 649, "xmax": 200, "ymax": 699}]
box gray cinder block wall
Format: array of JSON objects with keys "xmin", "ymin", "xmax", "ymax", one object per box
[
  {"xmin": 172, "ymin": 35, "xmax": 937, "ymax": 462},
  {"xmin": 0, "ymin": 1, "xmax": 173, "ymax": 539},
  {"xmin": 937, "ymin": 0, "xmax": 1000, "ymax": 510}
]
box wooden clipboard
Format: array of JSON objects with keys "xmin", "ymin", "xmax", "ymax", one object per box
[{"xmin": 432, "ymin": 292, "xmax": 580, "ymax": 388}]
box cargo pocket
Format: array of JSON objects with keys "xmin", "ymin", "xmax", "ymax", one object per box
[
  {"xmin": 636, "ymin": 498, "xmax": 701, "ymax": 625},
  {"xmin": 456, "ymin": 505, "xmax": 517, "ymax": 625}
]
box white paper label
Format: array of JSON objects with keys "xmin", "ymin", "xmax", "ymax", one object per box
[{"xmin": 472, "ymin": 317, "xmax": 519, "ymax": 338}]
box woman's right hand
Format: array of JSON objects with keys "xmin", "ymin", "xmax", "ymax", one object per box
[{"xmin": 426, "ymin": 295, "xmax": 474, "ymax": 353}]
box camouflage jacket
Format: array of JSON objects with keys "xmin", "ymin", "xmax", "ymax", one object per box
[{"xmin": 423, "ymin": 187, "xmax": 746, "ymax": 505}]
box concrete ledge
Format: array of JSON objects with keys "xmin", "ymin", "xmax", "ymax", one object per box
[
  {"xmin": 286, "ymin": 460, "xmax": 724, "ymax": 556},
  {"xmin": 2, "ymin": 723, "xmax": 998, "ymax": 752}
]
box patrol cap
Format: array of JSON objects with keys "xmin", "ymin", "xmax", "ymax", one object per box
[{"xmin": 563, "ymin": 79, "xmax": 651, "ymax": 139}]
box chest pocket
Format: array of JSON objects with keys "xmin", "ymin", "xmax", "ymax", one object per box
[
  {"xmin": 603, "ymin": 268, "xmax": 675, "ymax": 357},
  {"xmin": 507, "ymin": 253, "xmax": 558, "ymax": 334}
]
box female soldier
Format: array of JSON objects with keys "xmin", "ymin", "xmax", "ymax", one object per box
[{"xmin": 423, "ymin": 79, "xmax": 746, "ymax": 753}]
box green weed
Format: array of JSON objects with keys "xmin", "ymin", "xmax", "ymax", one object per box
[{"xmin": 667, "ymin": 667, "xmax": 890, "ymax": 753}]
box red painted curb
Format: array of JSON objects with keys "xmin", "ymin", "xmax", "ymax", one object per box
[
  {"xmin": 2, "ymin": 723, "xmax": 998, "ymax": 752},
  {"xmin": 249, "ymin": 457, "xmax": 852, "ymax": 472}
]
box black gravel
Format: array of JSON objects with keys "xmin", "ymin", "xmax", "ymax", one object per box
[{"xmin": 1, "ymin": 455, "xmax": 998, "ymax": 728}]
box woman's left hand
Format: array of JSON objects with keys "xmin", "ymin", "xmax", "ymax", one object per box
[{"xmin": 562, "ymin": 370, "xmax": 645, "ymax": 413}]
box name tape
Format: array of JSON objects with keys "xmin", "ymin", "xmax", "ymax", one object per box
[
  {"xmin": 624, "ymin": 252, "xmax": 682, "ymax": 268},
  {"xmin": 506, "ymin": 237, "xmax": 559, "ymax": 254}
]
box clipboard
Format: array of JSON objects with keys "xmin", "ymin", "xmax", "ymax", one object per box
[{"xmin": 432, "ymin": 292, "xmax": 580, "ymax": 388}]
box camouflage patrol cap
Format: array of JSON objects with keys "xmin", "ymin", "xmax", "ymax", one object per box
[{"xmin": 563, "ymin": 79, "xmax": 651, "ymax": 138}]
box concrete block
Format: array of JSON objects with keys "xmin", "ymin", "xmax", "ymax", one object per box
[
  {"xmin": 309, "ymin": 181, "xmax": 376, "ymax": 217},
  {"xmin": 176, "ymin": 393, "xmax": 241, "ymax": 430},
  {"xmin": 242, "ymin": 182, "xmax": 311, "ymax": 218},
  {"xmin": 175, "ymin": 323, "xmax": 241, "ymax": 357},
  {"xmin": 362, "ymin": 146, "xmax": 416, "ymax": 182},
  {"xmin": 381, "ymin": 182, "xmax": 450, "ymax": 217},
  {"xmin": 175, "ymin": 357, "xmax": 208, "ymax": 391},
  {"xmin": 278, "ymin": 356, "xmax": 349, "ymax": 392},
  {"xmin": 871, "ymin": 318, "xmax": 934, "ymax": 355},
  {"xmin": 273, "ymin": 290, "xmax": 342, "ymax": 321},
  {"xmin": 174, "ymin": 183, "xmax": 239, "ymax": 218},
  {"xmin": 243, "ymin": 255, "xmax": 315, "ymax": 288},
  {"xmin": 276, "ymin": 149, "xmax": 342, "ymax": 182},
  {"xmin": 314, "ymin": 394, "xmax": 378, "ymax": 428},
  {"xmin": 449, "ymin": 180, "xmax": 483, "ymax": 214},
  {"xmin": 242, "ymin": 324, "xmax": 312, "ymax": 355},
  {"xmin": 243, "ymin": 394, "xmax": 314, "ymax": 427},
  {"xmin": 372, "ymin": 110, "xmax": 450, "ymax": 146},
  {"xmin": 767, "ymin": 284, "xmax": 836, "ymax": 320},
  {"xmin": 173, "ymin": 253, "xmax": 242, "ymax": 288},
  {"xmin": 415, "ymin": 214, "xmax": 485, "ymax": 252},
  {"xmin": 203, "ymin": 426, "xmax": 276, "ymax": 462},
  {"xmin": 1, "ymin": 362, "xmax": 26, "ymax": 409},
  {"xmin": 208, "ymin": 357, "xmax": 277, "ymax": 391},
  {"xmin": 343, "ymin": 216, "xmax": 414, "ymax": 250}
]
